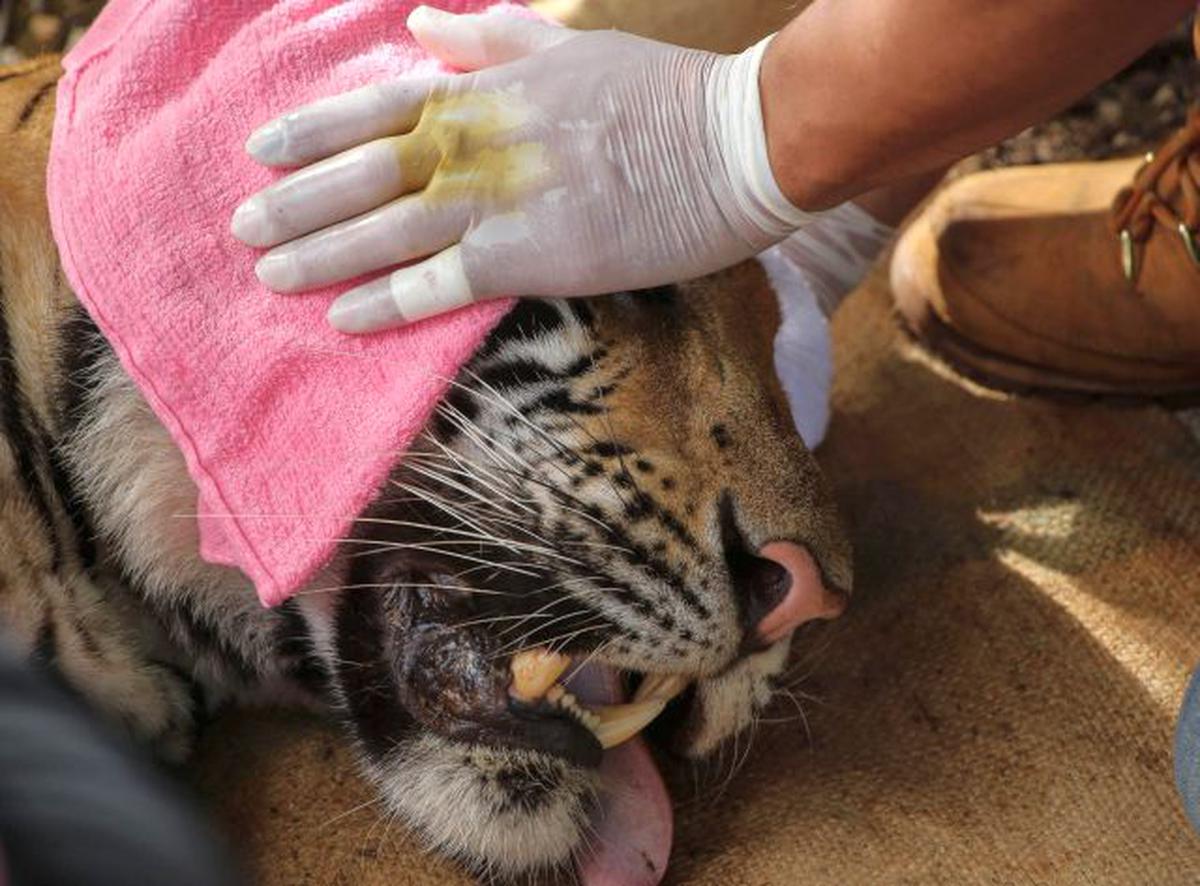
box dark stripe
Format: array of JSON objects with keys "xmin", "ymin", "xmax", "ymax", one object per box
[
  {"xmin": 170, "ymin": 604, "xmax": 259, "ymax": 683},
  {"xmin": 477, "ymin": 300, "xmax": 567, "ymax": 358},
  {"xmin": 629, "ymin": 285, "xmax": 678, "ymax": 307},
  {"xmin": 567, "ymin": 300, "xmax": 595, "ymax": 329},
  {"xmin": 528, "ymin": 387, "xmax": 603, "ymax": 416},
  {"xmin": 58, "ymin": 305, "xmax": 111, "ymax": 435},
  {"xmin": 136, "ymin": 589, "xmax": 260, "ymax": 685},
  {"xmin": 476, "ymin": 358, "xmax": 554, "ymax": 391},
  {"xmin": 43, "ymin": 443, "xmax": 98, "ymax": 570},
  {"xmin": 14, "ymin": 80, "xmax": 53, "ymax": 129},
  {"xmin": 0, "ymin": 61, "xmax": 57, "ymax": 84},
  {"xmin": 275, "ymin": 600, "xmax": 329, "ymax": 698},
  {"xmin": 67, "ymin": 607, "xmax": 105, "ymax": 661},
  {"xmin": 28, "ymin": 613, "xmax": 88, "ymax": 700},
  {"xmin": 17, "ymin": 358, "xmax": 96, "ymax": 570},
  {"xmin": 0, "ymin": 273, "xmax": 63, "ymax": 569},
  {"xmin": 334, "ymin": 590, "xmax": 413, "ymax": 759},
  {"xmin": 558, "ymin": 494, "xmax": 711, "ymax": 621},
  {"xmin": 474, "ymin": 349, "xmax": 600, "ymax": 395},
  {"xmin": 427, "ymin": 381, "xmax": 481, "ymax": 442},
  {"xmin": 582, "ymin": 441, "xmax": 634, "ymax": 459},
  {"xmin": 5, "ymin": 311, "xmax": 100, "ymax": 571},
  {"xmin": 55, "ymin": 307, "xmax": 113, "ymax": 568},
  {"xmin": 560, "ymin": 353, "xmax": 595, "ymax": 378},
  {"xmin": 156, "ymin": 659, "xmax": 207, "ymax": 728},
  {"xmin": 31, "ymin": 615, "xmax": 57, "ymax": 668}
]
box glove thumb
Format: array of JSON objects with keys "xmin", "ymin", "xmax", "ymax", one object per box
[{"xmin": 407, "ymin": 5, "xmax": 576, "ymax": 71}]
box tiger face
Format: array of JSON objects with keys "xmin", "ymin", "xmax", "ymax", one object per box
[
  {"xmin": 0, "ymin": 58, "xmax": 851, "ymax": 883},
  {"xmin": 303, "ymin": 273, "xmax": 852, "ymax": 879}
]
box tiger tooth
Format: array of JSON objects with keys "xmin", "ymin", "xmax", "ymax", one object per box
[
  {"xmin": 590, "ymin": 699, "xmax": 669, "ymax": 750},
  {"xmin": 509, "ymin": 648, "xmax": 572, "ymax": 702},
  {"xmin": 632, "ymin": 673, "xmax": 689, "ymax": 705}
]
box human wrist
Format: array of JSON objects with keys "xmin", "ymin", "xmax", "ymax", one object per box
[
  {"xmin": 705, "ymin": 34, "xmax": 813, "ymax": 245},
  {"xmin": 757, "ymin": 29, "xmax": 860, "ymax": 213}
]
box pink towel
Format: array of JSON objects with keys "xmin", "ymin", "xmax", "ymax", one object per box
[{"xmin": 48, "ymin": 0, "xmax": 520, "ymax": 607}]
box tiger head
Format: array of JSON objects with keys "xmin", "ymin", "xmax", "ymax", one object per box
[
  {"xmin": 304, "ymin": 261, "xmax": 853, "ymax": 882},
  {"xmin": 0, "ymin": 53, "xmax": 851, "ymax": 885}
]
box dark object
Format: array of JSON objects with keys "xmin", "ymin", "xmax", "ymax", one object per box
[{"xmin": 0, "ymin": 643, "xmax": 239, "ymax": 886}]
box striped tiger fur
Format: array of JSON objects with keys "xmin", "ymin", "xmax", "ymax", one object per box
[{"xmin": 0, "ymin": 59, "xmax": 851, "ymax": 878}]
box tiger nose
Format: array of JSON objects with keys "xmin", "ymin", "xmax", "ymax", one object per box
[{"xmin": 752, "ymin": 541, "xmax": 847, "ymax": 647}]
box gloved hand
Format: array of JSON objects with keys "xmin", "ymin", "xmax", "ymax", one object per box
[{"xmin": 230, "ymin": 5, "xmax": 812, "ymax": 332}]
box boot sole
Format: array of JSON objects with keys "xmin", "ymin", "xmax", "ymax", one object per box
[{"xmin": 900, "ymin": 307, "xmax": 1200, "ymax": 409}]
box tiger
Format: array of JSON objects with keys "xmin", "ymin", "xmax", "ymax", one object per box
[{"xmin": 0, "ymin": 56, "xmax": 852, "ymax": 881}]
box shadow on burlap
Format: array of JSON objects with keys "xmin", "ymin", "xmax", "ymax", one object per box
[{"xmin": 191, "ymin": 1, "xmax": 1200, "ymax": 882}]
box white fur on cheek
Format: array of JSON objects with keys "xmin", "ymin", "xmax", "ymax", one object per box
[
  {"xmin": 683, "ymin": 638, "xmax": 791, "ymax": 759},
  {"xmin": 366, "ymin": 736, "xmax": 597, "ymax": 878}
]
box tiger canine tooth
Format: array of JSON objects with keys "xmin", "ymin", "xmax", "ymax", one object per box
[
  {"xmin": 592, "ymin": 699, "xmax": 670, "ymax": 749},
  {"xmin": 632, "ymin": 674, "xmax": 689, "ymax": 705},
  {"xmin": 509, "ymin": 648, "xmax": 572, "ymax": 702}
]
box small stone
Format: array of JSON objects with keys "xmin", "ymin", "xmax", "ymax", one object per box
[
  {"xmin": 1111, "ymin": 131, "xmax": 1137, "ymax": 150},
  {"xmin": 64, "ymin": 25, "xmax": 86, "ymax": 52},
  {"xmin": 1152, "ymin": 83, "xmax": 1178, "ymax": 108},
  {"xmin": 26, "ymin": 13, "xmax": 62, "ymax": 48},
  {"xmin": 1097, "ymin": 99, "xmax": 1123, "ymax": 126},
  {"xmin": 1033, "ymin": 139, "xmax": 1060, "ymax": 163},
  {"xmin": 1159, "ymin": 108, "xmax": 1180, "ymax": 127}
]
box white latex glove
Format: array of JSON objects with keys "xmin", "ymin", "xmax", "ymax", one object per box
[{"xmin": 230, "ymin": 5, "xmax": 812, "ymax": 333}]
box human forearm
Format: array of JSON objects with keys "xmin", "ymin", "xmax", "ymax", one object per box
[{"xmin": 762, "ymin": 0, "xmax": 1195, "ymax": 208}]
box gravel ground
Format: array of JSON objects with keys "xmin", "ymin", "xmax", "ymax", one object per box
[
  {"xmin": 0, "ymin": 0, "xmax": 102, "ymax": 61},
  {"xmin": 962, "ymin": 20, "xmax": 1197, "ymax": 173},
  {"xmin": 0, "ymin": 1, "xmax": 1195, "ymax": 167}
]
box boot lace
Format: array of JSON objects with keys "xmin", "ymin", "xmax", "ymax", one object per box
[{"xmin": 1109, "ymin": 106, "xmax": 1200, "ymax": 283}]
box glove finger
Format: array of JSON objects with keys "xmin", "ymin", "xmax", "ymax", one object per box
[
  {"xmin": 245, "ymin": 76, "xmax": 441, "ymax": 167},
  {"xmin": 327, "ymin": 244, "xmax": 478, "ymax": 333},
  {"xmin": 255, "ymin": 195, "xmax": 469, "ymax": 293},
  {"xmin": 407, "ymin": 5, "xmax": 576, "ymax": 72},
  {"xmin": 232, "ymin": 132, "xmax": 441, "ymax": 248}
]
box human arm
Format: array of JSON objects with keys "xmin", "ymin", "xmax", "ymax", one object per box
[{"xmin": 761, "ymin": 0, "xmax": 1195, "ymax": 207}]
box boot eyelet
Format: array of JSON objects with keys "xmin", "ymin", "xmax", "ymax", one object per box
[
  {"xmin": 1120, "ymin": 228, "xmax": 1138, "ymax": 281},
  {"xmin": 1179, "ymin": 222, "xmax": 1200, "ymax": 266}
]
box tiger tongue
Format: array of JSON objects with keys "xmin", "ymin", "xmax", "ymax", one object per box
[{"xmin": 565, "ymin": 665, "xmax": 673, "ymax": 886}]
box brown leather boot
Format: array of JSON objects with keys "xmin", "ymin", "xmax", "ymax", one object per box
[{"xmin": 891, "ymin": 107, "xmax": 1200, "ymax": 401}]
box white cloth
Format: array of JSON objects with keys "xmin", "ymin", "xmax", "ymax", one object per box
[{"xmin": 762, "ymin": 202, "xmax": 895, "ymax": 448}]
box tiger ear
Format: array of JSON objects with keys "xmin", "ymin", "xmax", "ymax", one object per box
[{"xmin": 756, "ymin": 249, "xmax": 833, "ymax": 450}]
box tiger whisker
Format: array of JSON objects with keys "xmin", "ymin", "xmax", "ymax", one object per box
[
  {"xmin": 447, "ymin": 611, "xmax": 569, "ymax": 631},
  {"xmin": 334, "ymin": 538, "xmax": 543, "ymax": 577},
  {"xmin": 492, "ymin": 621, "xmax": 612, "ymax": 663},
  {"xmin": 433, "ymin": 387, "xmax": 543, "ymax": 476},
  {"xmin": 295, "ymin": 581, "xmax": 510, "ymax": 598},
  {"xmin": 389, "ymin": 477, "xmax": 516, "ymax": 540},
  {"xmin": 410, "ymin": 433, "xmax": 624, "ymax": 540},
  {"xmin": 544, "ymin": 621, "xmax": 612, "ymax": 657},
  {"xmin": 319, "ymin": 794, "xmax": 385, "ymax": 830},
  {"xmin": 492, "ymin": 608, "xmax": 608, "ymax": 658},
  {"xmin": 348, "ymin": 517, "xmax": 586, "ymax": 567},
  {"xmin": 774, "ymin": 685, "xmax": 814, "ymax": 748}
]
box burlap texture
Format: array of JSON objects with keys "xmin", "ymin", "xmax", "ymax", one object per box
[{"xmin": 191, "ymin": 2, "xmax": 1200, "ymax": 882}]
